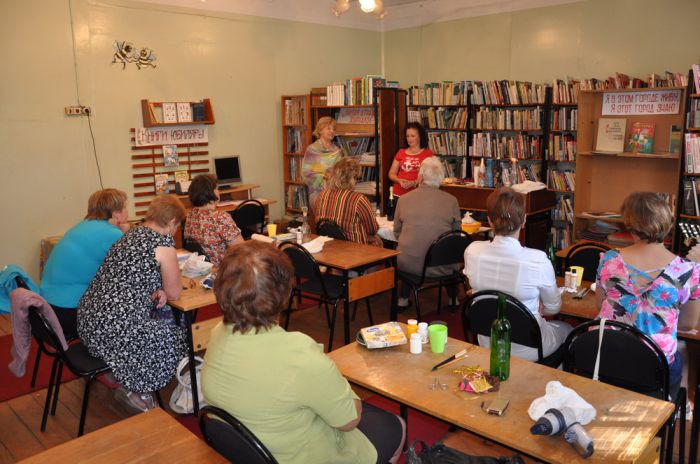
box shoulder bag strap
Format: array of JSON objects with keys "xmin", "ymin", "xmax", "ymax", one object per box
[{"xmin": 592, "ymin": 318, "xmax": 606, "ymax": 381}]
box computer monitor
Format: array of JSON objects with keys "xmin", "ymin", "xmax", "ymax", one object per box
[{"xmin": 213, "ymin": 156, "xmax": 242, "ymax": 186}]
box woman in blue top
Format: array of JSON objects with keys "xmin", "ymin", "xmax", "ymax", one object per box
[{"xmin": 40, "ymin": 188, "xmax": 128, "ymax": 338}]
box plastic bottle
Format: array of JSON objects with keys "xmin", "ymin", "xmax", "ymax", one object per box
[
  {"xmin": 406, "ymin": 319, "xmax": 418, "ymax": 337},
  {"xmin": 300, "ymin": 206, "xmax": 310, "ymax": 235},
  {"xmin": 409, "ymin": 333, "xmax": 422, "ymax": 354},
  {"xmin": 489, "ymin": 293, "xmax": 511, "ymax": 380},
  {"xmin": 546, "ymin": 232, "xmax": 557, "ymax": 271},
  {"xmin": 417, "ymin": 322, "xmax": 429, "ymax": 344},
  {"xmin": 479, "ymin": 158, "xmax": 486, "ymax": 187}
]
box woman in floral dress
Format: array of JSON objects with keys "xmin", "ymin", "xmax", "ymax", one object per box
[{"xmin": 596, "ymin": 192, "xmax": 700, "ymax": 399}]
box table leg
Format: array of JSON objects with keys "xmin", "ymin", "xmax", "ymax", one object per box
[
  {"xmin": 400, "ymin": 404, "xmax": 409, "ymax": 451},
  {"xmin": 390, "ymin": 256, "xmax": 398, "ymax": 321},
  {"xmin": 343, "ymin": 269, "xmax": 350, "ymax": 345},
  {"xmin": 183, "ymin": 311, "xmax": 200, "ymax": 415}
]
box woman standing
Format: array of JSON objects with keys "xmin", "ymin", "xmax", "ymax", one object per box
[
  {"xmin": 302, "ymin": 116, "xmax": 343, "ymax": 210},
  {"xmin": 79, "ymin": 195, "xmax": 188, "ymax": 412},
  {"xmin": 388, "ymin": 122, "xmax": 433, "ymax": 201},
  {"xmin": 184, "ymin": 174, "xmax": 243, "ymax": 266},
  {"xmin": 596, "ymin": 192, "xmax": 700, "ymax": 399}
]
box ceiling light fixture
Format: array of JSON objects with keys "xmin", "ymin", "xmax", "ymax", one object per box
[{"xmin": 332, "ymin": 0, "xmax": 387, "ymax": 20}]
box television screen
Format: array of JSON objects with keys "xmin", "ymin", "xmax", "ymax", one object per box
[{"xmin": 213, "ymin": 156, "xmax": 242, "ymax": 185}]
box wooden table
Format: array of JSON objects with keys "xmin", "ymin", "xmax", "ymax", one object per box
[
  {"xmin": 329, "ymin": 332, "xmax": 674, "ymax": 464},
  {"xmin": 310, "ymin": 236, "xmax": 400, "ymax": 345},
  {"xmin": 18, "ymin": 408, "xmax": 227, "ymax": 463},
  {"xmin": 557, "ymin": 277, "xmax": 700, "ymax": 343}
]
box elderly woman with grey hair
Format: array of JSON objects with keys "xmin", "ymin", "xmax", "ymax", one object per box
[{"xmin": 393, "ymin": 157, "xmax": 462, "ymax": 309}]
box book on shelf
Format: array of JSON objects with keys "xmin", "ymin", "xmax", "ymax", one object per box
[
  {"xmin": 286, "ymin": 185, "xmax": 308, "ymax": 210},
  {"xmin": 683, "ymin": 179, "xmax": 696, "ymax": 215},
  {"xmin": 337, "ymin": 107, "xmax": 375, "ymax": 125},
  {"xmin": 685, "ymin": 133, "xmax": 700, "ymax": 173},
  {"xmin": 162, "ymin": 145, "xmax": 178, "ymax": 167},
  {"xmin": 627, "ymin": 122, "xmax": 655, "ymax": 154},
  {"xmin": 174, "ymin": 170, "xmax": 190, "ymax": 184},
  {"xmin": 162, "ymin": 103, "xmax": 178, "ymax": 123},
  {"xmin": 688, "ymin": 99, "xmax": 700, "ymax": 128},
  {"xmin": 471, "ymin": 133, "xmax": 541, "ymax": 159},
  {"xmin": 192, "ymin": 102, "xmax": 206, "ymax": 122},
  {"xmin": 471, "ymin": 80, "xmax": 546, "ymax": 106},
  {"xmin": 154, "ymin": 173, "xmax": 170, "ymax": 195},
  {"xmin": 176, "ymin": 102, "xmax": 193, "ymax": 123},
  {"xmin": 594, "ymin": 118, "xmax": 627, "ymax": 153},
  {"xmin": 286, "ymin": 127, "xmax": 306, "ymax": 153},
  {"xmin": 311, "ymin": 87, "xmax": 327, "ymax": 107},
  {"xmin": 669, "ymin": 125, "xmax": 682, "ymax": 154},
  {"xmin": 174, "ymin": 170, "xmax": 190, "ymax": 194},
  {"xmin": 693, "ymin": 64, "xmax": 700, "ymax": 94},
  {"xmin": 284, "ymin": 98, "xmax": 307, "ymax": 125},
  {"xmin": 550, "ymin": 107, "xmax": 577, "ymax": 131},
  {"xmin": 407, "ymin": 81, "xmax": 470, "ymax": 106},
  {"xmin": 548, "ymin": 134, "xmax": 577, "ymax": 161},
  {"xmin": 473, "ymin": 107, "xmax": 543, "ymax": 130},
  {"xmin": 552, "ymin": 77, "xmax": 580, "ymax": 105},
  {"xmin": 337, "ymin": 137, "xmax": 375, "ymax": 157},
  {"xmin": 547, "ymin": 169, "xmax": 575, "ymax": 192}
]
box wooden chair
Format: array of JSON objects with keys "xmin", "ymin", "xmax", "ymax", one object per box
[
  {"xmin": 199, "ymin": 405, "xmax": 278, "ymax": 464},
  {"xmin": 395, "ymin": 230, "xmax": 471, "ymax": 319},
  {"xmin": 564, "ymin": 242, "xmax": 611, "ymax": 282},
  {"xmin": 461, "ymin": 290, "xmax": 564, "ymax": 368},
  {"xmin": 232, "ymin": 200, "xmax": 265, "ymax": 239},
  {"xmin": 563, "ymin": 319, "xmax": 686, "ymax": 463}
]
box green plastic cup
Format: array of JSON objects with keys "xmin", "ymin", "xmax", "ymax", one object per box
[{"xmin": 428, "ymin": 324, "xmax": 448, "ymax": 354}]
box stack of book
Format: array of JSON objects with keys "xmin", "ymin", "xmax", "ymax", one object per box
[
  {"xmin": 547, "ymin": 169, "xmax": 575, "ymax": 192},
  {"xmin": 552, "ymin": 78, "xmax": 580, "ymax": 105}
]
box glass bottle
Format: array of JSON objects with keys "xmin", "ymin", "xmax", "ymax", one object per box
[
  {"xmin": 489, "ymin": 293, "xmax": 511, "ymax": 381},
  {"xmin": 300, "ymin": 206, "xmax": 310, "ymax": 235},
  {"xmin": 546, "ymin": 232, "xmax": 557, "ymax": 271}
]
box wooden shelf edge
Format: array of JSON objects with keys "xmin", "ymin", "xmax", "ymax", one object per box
[
  {"xmin": 311, "ymin": 104, "xmax": 373, "ymax": 109},
  {"xmin": 578, "ymin": 151, "xmax": 679, "ymax": 159},
  {"xmin": 408, "ymin": 104, "xmax": 468, "ymax": 108}
]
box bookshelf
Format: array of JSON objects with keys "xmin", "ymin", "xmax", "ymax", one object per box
[
  {"xmin": 141, "ymin": 99, "xmax": 215, "ymax": 127},
  {"xmin": 281, "ymin": 95, "xmax": 312, "ymax": 216},
  {"xmin": 574, "ymin": 87, "xmax": 686, "ymax": 249},
  {"xmin": 677, "ymin": 68, "xmax": 700, "ymax": 254}
]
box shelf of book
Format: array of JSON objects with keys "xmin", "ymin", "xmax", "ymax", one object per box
[
  {"xmin": 578, "ymin": 151, "xmax": 679, "ymax": 159},
  {"xmin": 141, "ymin": 99, "xmax": 215, "ymax": 127},
  {"xmin": 281, "ymin": 95, "xmax": 312, "ymax": 216}
]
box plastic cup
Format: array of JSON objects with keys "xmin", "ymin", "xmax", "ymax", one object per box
[
  {"xmin": 428, "ymin": 324, "xmax": 448, "ymax": 354},
  {"xmin": 267, "ymin": 223, "xmax": 277, "ymax": 237},
  {"xmin": 570, "ymin": 266, "xmax": 584, "ymax": 287}
]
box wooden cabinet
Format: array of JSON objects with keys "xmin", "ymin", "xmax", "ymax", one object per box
[
  {"xmin": 281, "ymin": 95, "xmax": 312, "ymax": 216},
  {"xmin": 574, "ymin": 88, "xmax": 686, "ymax": 247}
]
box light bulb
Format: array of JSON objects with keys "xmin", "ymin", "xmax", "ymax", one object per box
[
  {"xmin": 359, "ymin": 0, "xmax": 377, "ymax": 13},
  {"xmin": 332, "ymin": 0, "xmax": 350, "ymax": 16},
  {"xmin": 373, "ymin": 0, "xmax": 386, "ymax": 19}
]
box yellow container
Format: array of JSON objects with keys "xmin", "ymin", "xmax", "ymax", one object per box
[{"xmin": 461, "ymin": 222, "xmax": 482, "ymax": 234}]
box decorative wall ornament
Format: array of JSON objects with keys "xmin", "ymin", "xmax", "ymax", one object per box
[{"xmin": 111, "ymin": 40, "xmax": 157, "ymax": 70}]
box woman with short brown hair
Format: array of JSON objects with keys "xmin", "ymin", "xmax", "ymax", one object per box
[
  {"xmin": 202, "ymin": 241, "xmax": 405, "ymax": 464},
  {"xmin": 597, "ymin": 192, "xmax": 700, "ymax": 399},
  {"xmin": 314, "ymin": 157, "xmax": 381, "ymax": 246},
  {"xmin": 464, "ymin": 187, "xmax": 572, "ymax": 361},
  {"xmin": 79, "ymin": 195, "xmax": 188, "ymax": 412}
]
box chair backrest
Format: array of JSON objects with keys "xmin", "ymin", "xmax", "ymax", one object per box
[
  {"xmin": 183, "ymin": 238, "xmax": 209, "ymax": 261},
  {"xmin": 232, "ymin": 200, "xmax": 265, "ymax": 239},
  {"xmin": 192, "ymin": 316, "xmax": 223, "ymax": 351},
  {"xmin": 27, "ymin": 306, "xmax": 70, "ymax": 363},
  {"xmin": 199, "ymin": 405, "xmax": 278, "ymax": 464},
  {"xmin": 316, "ymin": 219, "xmax": 348, "ymax": 241},
  {"xmin": 279, "ymin": 242, "xmax": 328, "ymax": 295},
  {"xmin": 461, "ymin": 290, "xmax": 545, "ymax": 361},
  {"xmin": 564, "ymin": 242, "xmax": 611, "ymax": 282},
  {"xmin": 421, "ymin": 230, "xmax": 472, "ymax": 281},
  {"xmin": 563, "ymin": 319, "xmax": 669, "ymax": 399}
]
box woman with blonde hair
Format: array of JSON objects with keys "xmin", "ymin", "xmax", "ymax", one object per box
[
  {"xmin": 302, "ymin": 116, "xmax": 342, "ymax": 209},
  {"xmin": 314, "ymin": 157, "xmax": 381, "ymax": 247},
  {"xmin": 40, "ymin": 188, "xmax": 129, "ymax": 338},
  {"xmin": 79, "ymin": 195, "xmax": 188, "ymax": 412},
  {"xmin": 596, "ymin": 192, "xmax": 700, "ymax": 399}
]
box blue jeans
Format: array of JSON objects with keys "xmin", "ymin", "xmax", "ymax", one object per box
[{"xmin": 668, "ymin": 353, "xmax": 682, "ymax": 401}]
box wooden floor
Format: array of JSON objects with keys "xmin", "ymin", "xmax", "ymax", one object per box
[{"xmin": 0, "ymin": 288, "xmax": 693, "ymax": 463}]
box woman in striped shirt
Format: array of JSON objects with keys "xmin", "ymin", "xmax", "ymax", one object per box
[{"xmin": 314, "ymin": 157, "xmax": 382, "ymax": 247}]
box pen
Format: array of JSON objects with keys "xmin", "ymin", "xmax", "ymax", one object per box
[{"xmin": 431, "ymin": 349, "xmax": 468, "ymax": 371}]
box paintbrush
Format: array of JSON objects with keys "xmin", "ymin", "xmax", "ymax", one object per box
[{"xmin": 431, "ymin": 348, "xmax": 468, "ymax": 371}]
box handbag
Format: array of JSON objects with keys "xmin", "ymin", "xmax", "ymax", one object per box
[
  {"xmin": 406, "ymin": 440, "xmax": 525, "ymax": 464},
  {"xmin": 169, "ymin": 355, "xmax": 207, "ymax": 414}
]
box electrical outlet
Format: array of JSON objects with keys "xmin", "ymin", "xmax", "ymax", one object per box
[{"xmin": 64, "ymin": 105, "xmax": 92, "ymax": 116}]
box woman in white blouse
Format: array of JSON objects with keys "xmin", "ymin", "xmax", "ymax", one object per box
[{"xmin": 463, "ymin": 187, "xmax": 572, "ymax": 361}]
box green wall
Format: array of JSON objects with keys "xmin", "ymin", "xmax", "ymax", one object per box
[
  {"xmin": 0, "ymin": 0, "xmax": 381, "ymax": 279},
  {"xmin": 384, "ymin": 0, "xmax": 700, "ymax": 86}
]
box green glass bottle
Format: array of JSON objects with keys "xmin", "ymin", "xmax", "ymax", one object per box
[
  {"xmin": 546, "ymin": 232, "xmax": 557, "ymax": 272},
  {"xmin": 489, "ymin": 294, "xmax": 511, "ymax": 381}
]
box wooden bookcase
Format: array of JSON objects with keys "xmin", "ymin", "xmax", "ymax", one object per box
[
  {"xmin": 141, "ymin": 99, "xmax": 215, "ymax": 127},
  {"xmin": 574, "ymin": 87, "xmax": 686, "ymax": 248},
  {"xmin": 281, "ymin": 95, "xmax": 312, "ymax": 216},
  {"xmin": 676, "ymin": 70, "xmax": 700, "ymax": 253}
]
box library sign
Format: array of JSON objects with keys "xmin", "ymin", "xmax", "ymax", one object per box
[
  {"xmin": 134, "ymin": 126, "xmax": 208, "ymax": 147},
  {"xmin": 601, "ymin": 89, "xmax": 682, "ymax": 115}
]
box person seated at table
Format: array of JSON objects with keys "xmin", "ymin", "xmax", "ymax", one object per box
[
  {"xmin": 39, "ymin": 188, "xmax": 129, "ymax": 339},
  {"xmin": 184, "ymin": 174, "xmax": 243, "ymax": 266},
  {"xmin": 464, "ymin": 187, "xmax": 572, "ymax": 361},
  {"xmin": 202, "ymin": 241, "xmax": 405, "ymax": 464},
  {"xmin": 78, "ymin": 195, "xmax": 188, "ymax": 412},
  {"xmin": 393, "ymin": 157, "xmax": 461, "ymax": 309},
  {"xmin": 303, "ymin": 116, "xmax": 343, "ymax": 211},
  {"xmin": 596, "ymin": 192, "xmax": 700, "ymax": 399},
  {"xmin": 315, "ymin": 157, "xmax": 382, "ymax": 247}
]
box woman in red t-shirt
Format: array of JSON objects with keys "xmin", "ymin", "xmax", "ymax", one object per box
[{"xmin": 388, "ymin": 122, "xmax": 433, "ymax": 199}]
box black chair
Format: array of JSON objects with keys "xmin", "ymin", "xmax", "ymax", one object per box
[
  {"xmin": 316, "ymin": 218, "xmax": 348, "ymax": 240},
  {"xmin": 563, "ymin": 319, "xmax": 686, "ymax": 463},
  {"xmin": 395, "ymin": 230, "xmax": 471, "ymax": 319},
  {"xmin": 690, "ymin": 382, "xmax": 699, "ymax": 464},
  {"xmin": 183, "ymin": 237, "xmax": 210, "ymax": 261},
  {"xmin": 27, "ymin": 305, "xmax": 110, "ymax": 437},
  {"xmin": 199, "ymin": 405, "xmax": 278, "ymax": 464},
  {"xmin": 280, "ymin": 242, "xmax": 371, "ymax": 351},
  {"xmin": 564, "ymin": 242, "xmax": 611, "ymax": 282},
  {"xmin": 461, "ymin": 290, "xmax": 564, "ymax": 368},
  {"xmin": 232, "ymin": 199, "xmax": 265, "ymax": 239}
]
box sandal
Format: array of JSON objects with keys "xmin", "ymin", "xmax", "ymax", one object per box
[{"xmin": 114, "ymin": 388, "xmax": 155, "ymax": 413}]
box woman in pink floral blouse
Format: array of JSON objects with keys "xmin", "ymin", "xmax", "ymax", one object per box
[
  {"xmin": 184, "ymin": 174, "xmax": 243, "ymax": 266},
  {"xmin": 596, "ymin": 192, "xmax": 700, "ymax": 398}
]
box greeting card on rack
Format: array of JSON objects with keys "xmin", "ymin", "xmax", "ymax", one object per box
[
  {"xmin": 163, "ymin": 145, "xmax": 179, "ymax": 167},
  {"xmin": 176, "ymin": 102, "xmax": 193, "ymax": 123},
  {"xmin": 594, "ymin": 118, "xmax": 627, "ymax": 154},
  {"xmin": 154, "ymin": 173, "xmax": 170, "ymax": 194},
  {"xmin": 162, "ymin": 103, "xmax": 178, "ymax": 123}
]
